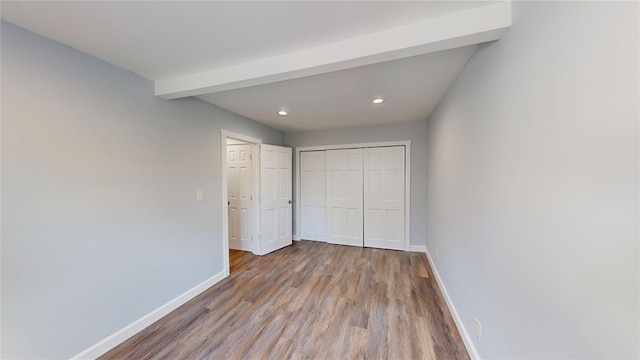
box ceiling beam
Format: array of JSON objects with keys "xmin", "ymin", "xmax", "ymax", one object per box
[{"xmin": 155, "ymin": 1, "xmax": 511, "ymax": 99}]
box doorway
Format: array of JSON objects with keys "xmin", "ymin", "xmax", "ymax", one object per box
[
  {"xmin": 222, "ymin": 130, "xmax": 261, "ymax": 275},
  {"xmin": 221, "ymin": 130, "xmax": 293, "ymax": 276}
]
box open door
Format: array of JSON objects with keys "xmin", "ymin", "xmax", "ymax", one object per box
[
  {"xmin": 227, "ymin": 144, "xmax": 254, "ymax": 252},
  {"xmin": 259, "ymin": 144, "xmax": 292, "ymax": 255}
]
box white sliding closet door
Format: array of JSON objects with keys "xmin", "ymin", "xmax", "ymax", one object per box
[
  {"xmin": 364, "ymin": 146, "xmax": 405, "ymax": 250},
  {"xmin": 300, "ymin": 151, "xmax": 327, "ymax": 241},
  {"xmin": 327, "ymin": 149, "xmax": 363, "ymax": 247}
]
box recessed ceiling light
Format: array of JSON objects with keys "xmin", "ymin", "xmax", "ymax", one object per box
[
  {"xmin": 278, "ymin": 110, "xmax": 288, "ymax": 116},
  {"xmin": 372, "ymin": 98, "xmax": 384, "ymax": 104}
]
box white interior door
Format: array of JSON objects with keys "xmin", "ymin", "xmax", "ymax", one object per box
[
  {"xmin": 364, "ymin": 146, "xmax": 405, "ymax": 250},
  {"xmin": 260, "ymin": 144, "xmax": 292, "ymax": 255},
  {"xmin": 327, "ymin": 149, "xmax": 363, "ymax": 247},
  {"xmin": 227, "ymin": 144, "xmax": 254, "ymax": 251},
  {"xmin": 300, "ymin": 151, "xmax": 327, "ymax": 241}
]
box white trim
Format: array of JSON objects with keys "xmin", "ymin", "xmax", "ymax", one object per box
[
  {"xmin": 220, "ymin": 130, "xmax": 262, "ymax": 274},
  {"xmin": 294, "ymin": 140, "xmax": 411, "ymax": 251},
  {"xmin": 293, "ymin": 235, "xmax": 301, "ymax": 241},
  {"xmin": 295, "ymin": 141, "xmax": 410, "ymax": 152},
  {"xmin": 71, "ymin": 271, "xmax": 227, "ymax": 360},
  {"xmin": 404, "ymin": 143, "xmax": 411, "ymax": 252},
  {"xmin": 302, "ymin": 238, "xmax": 328, "ymax": 243},
  {"xmin": 410, "ymin": 245, "xmax": 426, "ymax": 253},
  {"xmin": 424, "ymin": 249, "xmax": 480, "ymax": 360}
]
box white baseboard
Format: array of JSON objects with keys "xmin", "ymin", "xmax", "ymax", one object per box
[
  {"xmin": 299, "ymin": 238, "xmax": 327, "ymax": 243},
  {"xmin": 424, "ymin": 249, "xmax": 481, "ymax": 360},
  {"xmin": 293, "ymin": 235, "xmax": 301, "ymax": 241},
  {"xmin": 71, "ymin": 270, "xmax": 227, "ymax": 360},
  {"xmin": 409, "ymin": 245, "xmax": 426, "ymax": 253}
]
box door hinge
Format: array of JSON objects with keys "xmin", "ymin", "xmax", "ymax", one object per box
[
  {"xmin": 250, "ymin": 195, "xmax": 253, "ymax": 201},
  {"xmin": 250, "ymin": 154, "xmax": 252, "ymax": 160}
]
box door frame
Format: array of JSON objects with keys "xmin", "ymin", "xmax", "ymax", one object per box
[
  {"xmin": 294, "ymin": 140, "xmax": 411, "ymax": 251},
  {"xmin": 221, "ymin": 129, "xmax": 262, "ymax": 276}
]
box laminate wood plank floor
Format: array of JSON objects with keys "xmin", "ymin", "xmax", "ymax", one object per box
[{"xmin": 100, "ymin": 241, "xmax": 469, "ymax": 360}]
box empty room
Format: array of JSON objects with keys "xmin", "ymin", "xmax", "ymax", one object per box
[{"xmin": 1, "ymin": 1, "xmax": 638, "ymax": 359}]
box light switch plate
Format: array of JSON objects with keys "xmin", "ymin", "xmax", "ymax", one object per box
[
  {"xmin": 196, "ymin": 190, "xmax": 204, "ymax": 202},
  {"xmin": 475, "ymin": 318, "xmax": 482, "ymax": 342}
]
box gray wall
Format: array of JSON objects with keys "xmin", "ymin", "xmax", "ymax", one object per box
[
  {"xmin": 1, "ymin": 22, "xmax": 283, "ymax": 359},
  {"xmin": 425, "ymin": 2, "xmax": 639, "ymax": 359},
  {"xmin": 284, "ymin": 120, "xmax": 427, "ymax": 247}
]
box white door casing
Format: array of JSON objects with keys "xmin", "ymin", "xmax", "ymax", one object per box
[
  {"xmin": 300, "ymin": 151, "xmax": 327, "ymax": 241},
  {"xmin": 227, "ymin": 144, "xmax": 253, "ymax": 251},
  {"xmin": 260, "ymin": 144, "xmax": 293, "ymax": 255},
  {"xmin": 364, "ymin": 146, "xmax": 406, "ymax": 250},
  {"xmin": 327, "ymin": 148, "xmax": 363, "ymax": 247}
]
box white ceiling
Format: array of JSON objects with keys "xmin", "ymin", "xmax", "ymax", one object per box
[
  {"xmin": 1, "ymin": 1, "xmax": 511, "ymax": 132},
  {"xmin": 198, "ymin": 45, "xmax": 477, "ymax": 132}
]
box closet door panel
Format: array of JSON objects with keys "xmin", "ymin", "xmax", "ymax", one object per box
[
  {"xmin": 364, "ymin": 146, "xmax": 405, "ymax": 250},
  {"xmin": 327, "ymin": 149, "xmax": 363, "ymax": 247},
  {"xmin": 300, "ymin": 151, "xmax": 327, "ymax": 241}
]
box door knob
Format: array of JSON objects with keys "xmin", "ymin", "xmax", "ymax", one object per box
[{"xmin": 288, "ymin": 200, "xmax": 292, "ymax": 204}]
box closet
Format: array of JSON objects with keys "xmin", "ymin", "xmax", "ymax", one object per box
[{"xmin": 300, "ymin": 145, "xmax": 406, "ymax": 250}]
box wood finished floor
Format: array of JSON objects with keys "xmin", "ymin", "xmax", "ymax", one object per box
[{"xmin": 100, "ymin": 241, "xmax": 469, "ymax": 360}]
